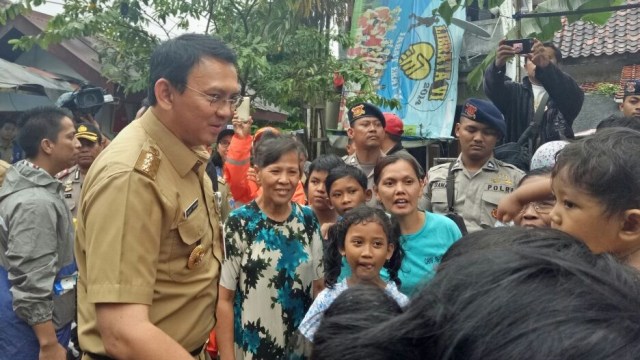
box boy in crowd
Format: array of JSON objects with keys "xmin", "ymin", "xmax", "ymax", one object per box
[
  {"xmin": 620, "ymin": 80, "xmax": 640, "ymax": 119},
  {"xmin": 325, "ymin": 165, "xmax": 371, "ymax": 217},
  {"xmin": 306, "ymin": 155, "xmax": 343, "ymax": 226},
  {"xmin": 495, "ymin": 128, "xmax": 640, "ymax": 270}
]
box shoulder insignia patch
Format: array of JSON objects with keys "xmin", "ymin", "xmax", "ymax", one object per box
[
  {"xmin": 134, "ymin": 146, "xmax": 161, "ymax": 180},
  {"xmin": 55, "ymin": 167, "xmax": 72, "ymax": 180}
]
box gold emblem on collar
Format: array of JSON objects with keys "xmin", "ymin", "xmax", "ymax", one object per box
[{"xmin": 187, "ymin": 244, "xmax": 206, "ymax": 269}]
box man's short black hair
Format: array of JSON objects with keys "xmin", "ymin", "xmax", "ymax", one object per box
[
  {"xmin": 543, "ymin": 42, "xmax": 562, "ymax": 64},
  {"xmin": 148, "ymin": 33, "xmax": 237, "ymax": 105},
  {"xmin": 17, "ymin": 106, "xmax": 73, "ymax": 159}
]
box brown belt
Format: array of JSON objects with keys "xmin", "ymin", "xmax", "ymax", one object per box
[{"xmin": 86, "ymin": 343, "xmax": 205, "ymax": 359}]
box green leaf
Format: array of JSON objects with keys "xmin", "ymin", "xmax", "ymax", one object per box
[
  {"xmin": 435, "ymin": 2, "xmax": 459, "ymax": 24},
  {"xmin": 520, "ymin": 17, "xmax": 542, "ymax": 37}
]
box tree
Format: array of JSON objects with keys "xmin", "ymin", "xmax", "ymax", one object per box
[
  {"xmin": 1, "ymin": 0, "xmax": 398, "ymax": 131},
  {"xmin": 435, "ymin": 0, "xmax": 625, "ymax": 89}
]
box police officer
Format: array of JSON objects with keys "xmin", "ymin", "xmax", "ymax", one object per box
[
  {"xmin": 56, "ymin": 123, "xmax": 102, "ymax": 217},
  {"xmin": 75, "ymin": 34, "xmax": 237, "ymax": 359},
  {"xmin": 421, "ymin": 98, "xmax": 525, "ymax": 233},
  {"xmin": 343, "ymin": 102, "xmax": 385, "ymax": 207},
  {"xmin": 620, "ymin": 80, "xmax": 640, "ymax": 119}
]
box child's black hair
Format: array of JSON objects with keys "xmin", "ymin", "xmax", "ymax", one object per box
[
  {"xmin": 305, "ymin": 154, "xmax": 344, "ymax": 189},
  {"xmin": 325, "ymin": 165, "xmax": 368, "ymax": 195},
  {"xmin": 596, "ymin": 115, "xmax": 640, "ymax": 133},
  {"xmin": 324, "ymin": 205, "xmax": 403, "ymax": 289},
  {"xmin": 553, "ymin": 128, "xmax": 640, "ymax": 217},
  {"xmin": 310, "ymin": 227, "xmax": 640, "ymax": 360}
]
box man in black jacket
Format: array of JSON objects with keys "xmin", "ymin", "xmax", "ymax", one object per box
[{"xmin": 483, "ymin": 39, "xmax": 584, "ymax": 147}]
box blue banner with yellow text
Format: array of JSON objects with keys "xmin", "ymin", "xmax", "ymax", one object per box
[{"xmin": 345, "ymin": 0, "xmax": 465, "ymax": 138}]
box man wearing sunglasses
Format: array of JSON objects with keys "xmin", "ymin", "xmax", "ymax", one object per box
[{"xmin": 75, "ymin": 34, "xmax": 238, "ymax": 360}]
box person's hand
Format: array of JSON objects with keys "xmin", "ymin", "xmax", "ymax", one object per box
[
  {"xmin": 231, "ymin": 112, "xmax": 253, "ymax": 139},
  {"xmin": 39, "ymin": 342, "xmax": 67, "ymax": 360},
  {"xmin": 495, "ymin": 39, "xmax": 517, "ymax": 68},
  {"xmin": 247, "ymin": 166, "xmax": 260, "ymax": 186},
  {"xmin": 495, "ymin": 192, "xmax": 525, "ymax": 223},
  {"xmin": 528, "ymin": 39, "xmax": 551, "ymax": 69},
  {"xmin": 320, "ymin": 222, "xmax": 334, "ymax": 240}
]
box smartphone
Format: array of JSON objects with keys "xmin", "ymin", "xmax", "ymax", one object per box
[
  {"xmin": 504, "ymin": 38, "xmax": 534, "ymax": 54},
  {"xmin": 237, "ymin": 96, "xmax": 251, "ymax": 122}
]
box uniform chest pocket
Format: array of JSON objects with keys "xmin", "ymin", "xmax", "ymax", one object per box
[
  {"xmin": 480, "ymin": 191, "xmax": 504, "ymax": 227},
  {"xmin": 430, "ymin": 187, "xmax": 448, "ymax": 213},
  {"xmin": 167, "ymin": 207, "xmax": 212, "ymax": 280}
]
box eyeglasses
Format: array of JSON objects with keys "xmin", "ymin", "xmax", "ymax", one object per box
[
  {"xmin": 184, "ymin": 85, "xmax": 243, "ymax": 109},
  {"xmin": 519, "ymin": 200, "xmax": 556, "ymax": 215}
]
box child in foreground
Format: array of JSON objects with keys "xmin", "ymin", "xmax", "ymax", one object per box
[
  {"xmin": 496, "ymin": 128, "xmax": 640, "ymax": 269},
  {"xmin": 298, "ymin": 206, "xmax": 408, "ymax": 342}
]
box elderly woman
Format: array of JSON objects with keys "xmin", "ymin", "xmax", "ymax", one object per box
[{"xmin": 216, "ymin": 134, "xmax": 324, "ymax": 360}]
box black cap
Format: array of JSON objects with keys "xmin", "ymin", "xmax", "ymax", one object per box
[
  {"xmin": 347, "ymin": 102, "xmax": 386, "ymax": 127},
  {"xmin": 217, "ymin": 128, "xmax": 234, "ymax": 143}
]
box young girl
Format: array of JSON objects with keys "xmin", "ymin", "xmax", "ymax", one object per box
[{"xmin": 298, "ymin": 205, "xmax": 408, "ymax": 342}]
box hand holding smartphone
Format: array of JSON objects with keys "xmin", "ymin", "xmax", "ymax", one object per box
[
  {"xmin": 503, "ymin": 38, "xmax": 534, "ymax": 54},
  {"xmin": 237, "ymin": 96, "xmax": 251, "ymax": 123}
]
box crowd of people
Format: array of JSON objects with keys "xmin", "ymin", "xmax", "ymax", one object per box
[{"xmin": 0, "ymin": 30, "xmax": 640, "ymax": 360}]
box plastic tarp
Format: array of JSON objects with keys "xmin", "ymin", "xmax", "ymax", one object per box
[{"xmin": 0, "ymin": 58, "xmax": 76, "ymax": 112}]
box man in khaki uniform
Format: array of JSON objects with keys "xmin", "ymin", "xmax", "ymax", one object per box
[
  {"xmin": 421, "ymin": 99, "xmax": 524, "ymax": 233},
  {"xmin": 56, "ymin": 123, "xmax": 102, "ymax": 218},
  {"xmin": 343, "ymin": 102, "xmax": 386, "ymax": 207},
  {"xmin": 75, "ymin": 33, "xmax": 239, "ymax": 359}
]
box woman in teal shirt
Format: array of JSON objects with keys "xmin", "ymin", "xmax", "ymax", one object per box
[{"xmin": 374, "ymin": 153, "xmax": 462, "ymax": 295}]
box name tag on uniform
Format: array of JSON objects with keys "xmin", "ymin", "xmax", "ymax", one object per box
[{"xmin": 184, "ymin": 198, "xmax": 198, "ymax": 219}]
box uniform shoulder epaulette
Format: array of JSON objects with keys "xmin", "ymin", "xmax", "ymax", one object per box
[
  {"xmin": 494, "ymin": 159, "xmax": 523, "ymax": 172},
  {"xmin": 134, "ymin": 144, "xmax": 161, "ymax": 180},
  {"xmin": 55, "ymin": 165, "xmax": 76, "ymax": 180},
  {"xmin": 429, "ymin": 162, "xmax": 450, "ymax": 172}
]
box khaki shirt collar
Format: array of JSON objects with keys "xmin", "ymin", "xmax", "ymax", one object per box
[
  {"xmin": 139, "ymin": 110, "xmax": 209, "ymax": 178},
  {"xmin": 453, "ymin": 155, "xmax": 499, "ymax": 172}
]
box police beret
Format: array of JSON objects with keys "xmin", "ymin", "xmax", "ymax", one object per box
[
  {"xmin": 348, "ymin": 102, "xmax": 386, "ymax": 127},
  {"xmin": 460, "ymin": 98, "xmax": 506, "ymax": 138},
  {"xmin": 75, "ymin": 123, "xmax": 101, "ymax": 143},
  {"xmin": 624, "ymin": 80, "xmax": 640, "ymax": 97}
]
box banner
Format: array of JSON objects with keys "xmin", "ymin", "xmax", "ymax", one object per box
[{"xmin": 343, "ymin": 0, "xmax": 465, "ymax": 138}]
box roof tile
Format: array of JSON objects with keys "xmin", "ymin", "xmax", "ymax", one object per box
[{"xmin": 553, "ymin": 0, "xmax": 640, "ymax": 59}]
